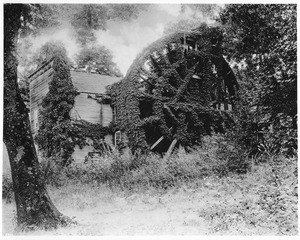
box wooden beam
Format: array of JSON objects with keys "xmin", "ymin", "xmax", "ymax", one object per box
[
  {"xmin": 172, "ymin": 63, "xmax": 198, "ymax": 103},
  {"xmin": 164, "ymin": 138, "xmax": 178, "ymax": 160},
  {"xmin": 150, "ymin": 136, "xmax": 164, "ymax": 150},
  {"xmin": 27, "ymin": 57, "xmax": 54, "ymax": 80},
  {"xmin": 163, "ymin": 104, "xmax": 178, "ymax": 125}
]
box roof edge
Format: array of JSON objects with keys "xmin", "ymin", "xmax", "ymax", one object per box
[{"xmin": 27, "ymin": 57, "xmax": 54, "ymax": 80}]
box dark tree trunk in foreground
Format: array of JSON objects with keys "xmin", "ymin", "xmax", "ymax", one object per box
[{"xmin": 3, "ymin": 4, "xmax": 70, "ymax": 229}]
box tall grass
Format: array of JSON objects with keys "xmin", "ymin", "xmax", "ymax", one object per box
[
  {"xmin": 36, "ymin": 135, "xmax": 247, "ymax": 189},
  {"xmin": 3, "ymin": 135, "xmax": 296, "ymax": 194}
]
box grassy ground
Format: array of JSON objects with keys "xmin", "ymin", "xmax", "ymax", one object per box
[{"xmin": 2, "ymin": 152, "xmax": 298, "ymax": 235}]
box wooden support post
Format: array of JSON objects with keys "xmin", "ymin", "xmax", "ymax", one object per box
[
  {"xmin": 164, "ymin": 138, "xmax": 178, "ymax": 160},
  {"xmin": 150, "ymin": 136, "xmax": 164, "ymax": 150}
]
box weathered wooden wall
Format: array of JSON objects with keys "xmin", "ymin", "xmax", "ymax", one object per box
[
  {"xmin": 29, "ymin": 62, "xmax": 53, "ymax": 135},
  {"xmin": 70, "ymin": 93, "xmax": 101, "ymax": 124},
  {"xmin": 101, "ymin": 104, "xmax": 113, "ymax": 127}
]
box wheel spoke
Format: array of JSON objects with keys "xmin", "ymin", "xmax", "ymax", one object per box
[
  {"xmin": 164, "ymin": 138, "xmax": 178, "ymax": 160},
  {"xmin": 140, "ymin": 116, "xmax": 161, "ymax": 126},
  {"xmin": 150, "ymin": 136, "xmax": 164, "ymax": 150},
  {"xmin": 172, "ymin": 63, "xmax": 199, "ymax": 103},
  {"xmin": 163, "ymin": 104, "xmax": 178, "ymax": 126}
]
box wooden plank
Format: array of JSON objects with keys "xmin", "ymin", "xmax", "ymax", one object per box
[
  {"xmin": 150, "ymin": 136, "xmax": 164, "ymax": 150},
  {"xmin": 28, "ymin": 58, "xmax": 53, "ymax": 80},
  {"xmin": 164, "ymin": 138, "xmax": 178, "ymax": 160},
  {"xmin": 70, "ymin": 94, "xmax": 101, "ymax": 124},
  {"xmin": 101, "ymin": 104, "xmax": 113, "ymax": 127}
]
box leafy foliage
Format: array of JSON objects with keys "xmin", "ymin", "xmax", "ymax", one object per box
[
  {"xmin": 219, "ymin": 4, "xmax": 297, "ymax": 156},
  {"xmin": 34, "ymin": 41, "xmax": 72, "ymax": 67},
  {"xmin": 163, "ymin": 4, "xmax": 221, "ymax": 35},
  {"xmin": 75, "ymin": 44, "xmax": 122, "ymax": 77},
  {"xmin": 71, "ymin": 4, "xmax": 148, "ymax": 45}
]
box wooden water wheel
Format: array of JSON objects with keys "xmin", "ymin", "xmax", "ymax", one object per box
[{"xmin": 109, "ymin": 25, "xmax": 239, "ymax": 155}]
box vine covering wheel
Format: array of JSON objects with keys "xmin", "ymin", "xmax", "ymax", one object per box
[{"xmin": 109, "ymin": 25, "xmax": 239, "ymax": 154}]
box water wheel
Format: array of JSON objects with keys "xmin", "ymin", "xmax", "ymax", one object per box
[{"xmin": 109, "ymin": 25, "xmax": 239, "ymax": 155}]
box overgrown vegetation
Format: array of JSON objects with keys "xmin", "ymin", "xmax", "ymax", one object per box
[
  {"xmin": 25, "ymin": 136, "xmax": 266, "ymax": 189},
  {"xmin": 75, "ymin": 44, "xmax": 123, "ymax": 77},
  {"xmin": 219, "ymin": 4, "xmax": 297, "ymax": 156}
]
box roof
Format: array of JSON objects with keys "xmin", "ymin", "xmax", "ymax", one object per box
[
  {"xmin": 70, "ymin": 71, "xmax": 121, "ymax": 94},
  {"xmin": 28, "ymin": 59, "xmax": 121, "ymax": 95},
  {"xmin": 28, "ymin": 58, "xmax": 54, "ymax": 81}
]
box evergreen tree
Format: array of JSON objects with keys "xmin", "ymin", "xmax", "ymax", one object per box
[{"xmin": 35, "ymin": 50, "xmax": 78, "ymax": 166}]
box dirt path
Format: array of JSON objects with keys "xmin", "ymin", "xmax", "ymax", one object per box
[{"xmin": 3, "ymin": 186, "xmax": 211, "ymax": 235}]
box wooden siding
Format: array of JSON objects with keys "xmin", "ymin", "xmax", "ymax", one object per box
[
  {"xmin": 71, "ymin": 71, "xmax": 120, "ymax": 93},
  {"xmin": 101, "ymin": 104, "xmax": 113, "ymax": 127},
  {"xmin": 29, "ymin": 66, "xmax": 54, "ymax": 134},
  {"xmin": 70, "ymin": 93, "xmax": 101, "ymax": 124}
]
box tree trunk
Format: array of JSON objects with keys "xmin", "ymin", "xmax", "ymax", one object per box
[{"xmin": 3, "ymin": 4, "xmax": 71, "ymax": 229}]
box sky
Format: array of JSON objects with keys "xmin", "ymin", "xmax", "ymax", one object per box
[
  {"xmin": 94, "ymin": 4, "xmax": 181, "ymax": 74},
  {"xmin": 18, "ymin": 4, "xmax": 221, "ymax": 76}
]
